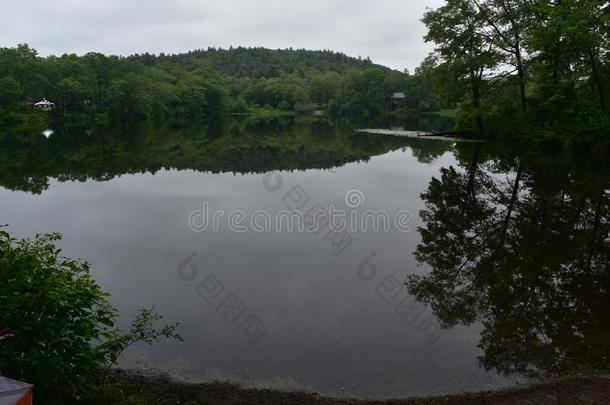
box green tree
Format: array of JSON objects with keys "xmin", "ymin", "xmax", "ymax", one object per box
[
  {"xmin": 409, "ymin": 55, "xmax": 447, "ymax": 112},
  {"xmin": 56, "ymin": 77, "xmax": 85, "ymax": 112},
  {"xmin": 84, "ymin": 52, "xmax": 114, "ymax": 107},
  {"xmin": 309, "ymin": 72, "xmax": 341, "ymax": 108},
  {"xmin": 471, "ymin": 0, "xmax": 532, "ymax": 111},
  {"xmin": 14, "ymin": 44, "xmax": 39, "ymax": 98},
  {"xmin": 244, "ymin": 76, "xmax": 307, "ymax": 110},
  {"xmin": 423, "ymin": 0, "xmax": 501, "ymax": 133},
  {"xmin": 330, "ymin": 68, "xmax": 396, "ymax": 118},
  {"xmin": 107, "ymin": 73, "xmax": 153, "ymax": 121},
  {"xmin": 0, "ymin": 231, "xmax": 115, "ymax": 400},
  {"xmin": 0, "ymin": 230, "xmax": 181, "ymax": 402},
  {"xmin": 527, "ymin": 0, "xmax": 609, "ymax": 112},
  {"xmin": 0, "ymin": 77, "xmax": 22, "ymax": 109}
]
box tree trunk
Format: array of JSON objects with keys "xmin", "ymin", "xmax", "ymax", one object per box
[
  {"xmin": 515, "ymin": 43, "xmax": 527, "ymax": 112},
  {"xmin": 467, "ymin": 143, "xmax": 482, "ymax": 198},
  {"xmin": 588, "ymin": 50, "xmax": 606, "ymax": 111},
  {"xmin": 470, "ymin": 69, "xmax": 485, "ymax": 134},
  {"xmin": 500, "ymin": 163, "xmax": 523, "ymax": 243},
  {"xmin": 585, "ymin": 186, "xmax": 605, "ymax": 271}
]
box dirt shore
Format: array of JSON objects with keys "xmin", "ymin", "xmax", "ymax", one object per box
[{"xmin": 111, "ymin": 370, "xmax": 610, "ymax": 405}]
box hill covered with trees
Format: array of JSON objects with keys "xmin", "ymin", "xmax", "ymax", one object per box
[
  {"xmin": 3, "ymin": 0, "xmax": 609, "ymax": 150},
  {"xmin": 0, "ymin": 45, "xmax": 443, "ymax": 127},
  {"xmin": 134, "ymin": 47, "xmax": 380, "ymax": 78}
]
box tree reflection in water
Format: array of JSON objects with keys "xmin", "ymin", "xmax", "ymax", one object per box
[
  {"xmin": 0, "ymin": 117, "xmax": 422, "ymax": 194},
  {"xmin": 408, "ymin": 143, "xmax": 610, "ymax": 377},
  {"xmin": 2, "ymin": 115, "xmax": 608, "ymax": 379}
]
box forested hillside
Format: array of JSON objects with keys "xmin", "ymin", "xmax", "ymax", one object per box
[
  {"xmin": 3, "ymin": 0, "xmax": 609, "ymax": 151},
  {"xmin": 0, "ymin": 45, "xmax": 442, "ymax": 126},
  {"xmin": 133, "ymin": 47, "xmax": 380, "ymax": 78}
]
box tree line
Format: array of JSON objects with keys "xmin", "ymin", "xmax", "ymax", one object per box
[
  {"xmin": 422, "ymin": 0, "xmax": 610, "ymax": 144},
  {"xmin": 0, "ymin": 45, "xmax": 442, "ymax": 126},
  {"xmin": 3, "ymin": 0, "xmax": 608, "ymax": 148}
]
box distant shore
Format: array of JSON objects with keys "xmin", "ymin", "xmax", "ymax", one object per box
[{"xmin": 108, "ymin": 370, "xmax": 610, "ymax": 405}]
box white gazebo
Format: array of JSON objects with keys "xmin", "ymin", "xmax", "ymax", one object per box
[{"xmin": 34, "ymin": 98, "xmax": 55, "ymax": 111}]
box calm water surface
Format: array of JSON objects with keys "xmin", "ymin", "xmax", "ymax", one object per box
[{"xmin": 1, "ymin": 117, "xmax": 608, "ymax": 399}]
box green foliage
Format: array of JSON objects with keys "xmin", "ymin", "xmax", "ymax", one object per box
[
  {"xmin": 0, "ymin": 45, "xmax": 393, "ymax": 123},
  {"xmin": 0, "ymin": 231, "xmax": 115, "ymax": 401},
  {"xmin": 308, "ymin": 72, "xmax": 341, "ymax": 107},
  {"xmin": 56, "ymin": 77, "xmax": 86, "ymax": 111},
  {"xmin": 329, "ymin": 68, "xmax": 405, "ymax": 118},
  {"xmin": 407, "ymin": 55, "xmax": 447, "ymax": 112},
  {"xmin": 243, "ymin": 75, "xmax": 307, "ymax": 110},
  {"xmin": 0, "ymin": 230, "xmax": 181, "ymax": 403},
  {"xmin": 422, "ymin": 0, "xmax": 610, "ymax": 145},
  {"xmin": 0, "ymin": 77, "xmax": 22, "ymax": 110},
  {"xmin": 153, "ymin": 47, "xmax": 376, "ymax": 78},
  {"xmin": 97, "ymin": 308, "xmax": 182, "ymax": 400},
  {"xmin": 0, "ymin": 45, "xmax": 430, "ymax": 125},
  {"xmin": 423, "ymin": 0, "xmax": 501, "ymax": 132}
]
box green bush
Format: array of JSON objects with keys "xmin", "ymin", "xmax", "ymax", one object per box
[
  {"xmin": 0, "ymin": 230, "xmax": 181, "ymax": 403},
  {"xmin": 0, "ymin": 231, "xmax": 115, "ymax": 401}
]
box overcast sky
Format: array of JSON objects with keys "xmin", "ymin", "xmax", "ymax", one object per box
[{"xmin": 1, "ymin": 0, "xmax": 445, "ymax": 71}]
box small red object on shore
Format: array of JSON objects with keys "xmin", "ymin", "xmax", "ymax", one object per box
[{"xmin": 0, "ymin": 377, "xmax": 33, "ymax": 405}]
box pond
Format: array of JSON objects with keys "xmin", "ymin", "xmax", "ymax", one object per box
[{"xmin": 0, "ymin": 116, "xmax": 608, "ymax": 399}]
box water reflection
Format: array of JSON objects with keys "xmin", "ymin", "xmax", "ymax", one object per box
[
  {"xmin": 408, "ymin": 143, "xmax": 610, "ymax": 377},
  {"xmin": 0, "ymin": 116, "xmax": 429, "ymax": 194},
  {"xmin": 0, "ymin": 116, "xmax": 608, "ymax": 396}
]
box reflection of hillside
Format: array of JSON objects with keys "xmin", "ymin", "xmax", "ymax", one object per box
[
  {"xmin": 408, "ymin": 143, "xmax": 610, "ymax": 378},
  {"xmin": 0, "ymin": 118, "xmax": 452, "ymax": 194}
]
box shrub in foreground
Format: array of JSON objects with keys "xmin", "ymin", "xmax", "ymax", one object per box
[{"xmin": 0, "ymin": 230, "xmax": 180, "ymax": 403}]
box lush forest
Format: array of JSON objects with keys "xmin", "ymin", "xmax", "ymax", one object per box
[
  {"xmin": 1, "ymin": 1, "xmax": 609, "ymax": 149},
  {"xmin": 421, "ymin": 0, "xmax": 610, "ymax": 147},
  {"xmin": 0, "ymin": 45, "xmax": 442, "ymax": 129}
]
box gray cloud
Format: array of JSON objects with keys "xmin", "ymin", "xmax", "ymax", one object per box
[{"xmin": 1, "ymin": 0, "xmax": 444, "ymax": 71}]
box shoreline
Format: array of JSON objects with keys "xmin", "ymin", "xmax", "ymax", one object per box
[
  {"xmin": 356, "ymin": 129, "xmax": 485, "ymax": 143},
  {"xmin": 109, "ymin": 370, "xmax": 610, "ymax": 404}
]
